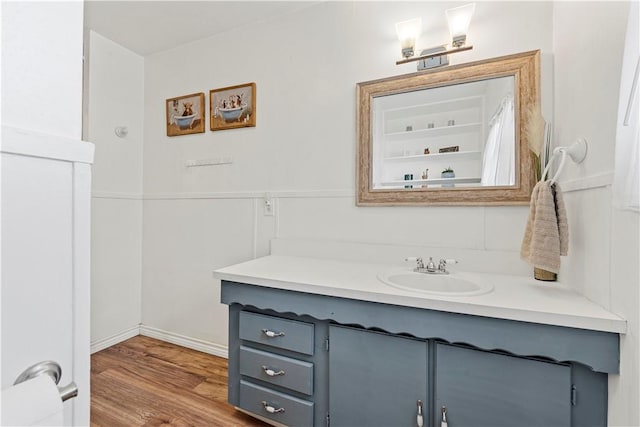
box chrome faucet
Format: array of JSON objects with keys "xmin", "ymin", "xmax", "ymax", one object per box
[{"xmin": 406, "ymin": 257, "xmax": 458, "ymax": 274}]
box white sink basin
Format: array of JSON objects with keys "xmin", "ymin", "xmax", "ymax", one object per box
[{"xmin": 378, "ymin": 269, "xmax": 494, "ymax": 296}]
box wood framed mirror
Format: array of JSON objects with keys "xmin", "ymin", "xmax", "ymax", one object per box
[{"xmin": 357, "ymin": 50, "xmax": 540, "ymax": 206}]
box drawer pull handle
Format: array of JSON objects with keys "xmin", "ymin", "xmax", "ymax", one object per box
[
  {"xmin": 261, "ymin": 400, "xmax": 285, "ymax": 414},
  {"xmin": 261, "ymin": 365, "xmax": 286, "ymax": 377},
  {"xmin": 262, "ymin": 329, "xmax": 285, "ymax": 338}
]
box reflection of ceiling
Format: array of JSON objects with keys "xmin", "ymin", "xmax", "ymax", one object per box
[
  {"xmin": 84, "ymin": 1, "xmax": 319, "ymax": 56},
  {"xmin": 375, "ymin": 76, "xmax": 514, "ymax": 111}
]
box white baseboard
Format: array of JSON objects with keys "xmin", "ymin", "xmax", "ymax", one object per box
[
  {"xmin": 139, "ymin": 325, "xmax": 228, "ymax": 359},
  {"xmin": 90, "ymin": 325, "xmax": 141, "ymax": 354},
  {"xmin": 91, "ymin": 324, "xmax": 229, "ymax": 359}
]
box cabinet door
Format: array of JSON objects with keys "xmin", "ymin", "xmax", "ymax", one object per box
[
  {"xmin": 329, "ymin": 325, "xmax": 427, "ymax": 427},
  {"xmin": 435, "ymin": 343, "xmax": 571, "ymax": 427}
]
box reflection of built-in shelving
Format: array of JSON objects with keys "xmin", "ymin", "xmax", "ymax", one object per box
[
  {"xmin": 384, "ymin": 150, "xmax": 481, "ymax": 162},
  {"xmin": 383, "ymin": 97, "xmax": 483, "ymax": 135},
  {"xmin": 379, "ymin": 176, "xmax": 482, "ymax": 187},
  {"xmin": 384, "ymin": 122, "xmax": 482, "ymax": 140},
  {"xmin": 373, "ymin": 93, "xmax": 486, "ymax": 189}
]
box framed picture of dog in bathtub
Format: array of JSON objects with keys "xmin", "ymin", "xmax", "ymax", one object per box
[
  {"xmin": 210, "ymin": 82, "xmax": 256, "ymax": 131},
  {"xmin": 166, "ymin": 92, "xmax": 205, "ymax": 136}
]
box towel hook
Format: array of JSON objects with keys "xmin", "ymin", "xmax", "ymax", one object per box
[{"xmin": 541, "ymin": 138, "xmax": 588, "ymax": 184}]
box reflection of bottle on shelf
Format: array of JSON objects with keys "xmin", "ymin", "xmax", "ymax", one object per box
[
  {"xmin": 421, "ymin": 169, "xmax": 429, "ymax": 188},
  {"xmin": 404, "ymin": 173, "xmax": 413, "ymax": 189}
]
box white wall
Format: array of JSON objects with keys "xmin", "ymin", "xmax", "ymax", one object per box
[
  {"xmin": 141, "ymin": 1, "xmax": 552, "ymax": 347},
  {"xmin": 2, "ymin": 1, "xmax": 84, "ymax": 139},
  {"xmin": 552, "ymin": 2, "xmax": 639, "ymax": 425},
  {"xmin": 86, "ymin": 31, "xmax": 144, "ymax": 347}
]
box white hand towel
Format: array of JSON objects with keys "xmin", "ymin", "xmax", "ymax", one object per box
[{"xmin": 521, "ymin": 180, "xmax": 568, "ymax": 273}]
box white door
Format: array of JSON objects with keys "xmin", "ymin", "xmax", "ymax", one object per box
[{"xmin": 1, "ymin": 128, "xmax": 94, "ymax": 426}]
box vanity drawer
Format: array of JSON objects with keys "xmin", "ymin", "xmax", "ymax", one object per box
[
  {"xmin": 239, "ymin": 380, "xmax": 314, "ymax": 427},
  {"xmin": 240, "ymin": 345, "xmax": 314, "ymax": 395},
  {"xmin": 239, "ymin": 311, "xmax": 315, "ymax": 355}
]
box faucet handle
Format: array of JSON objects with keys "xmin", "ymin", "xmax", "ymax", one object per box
[
  {"xmin": 405, "ymin": 257, "xmax": 424, "ymax": 269},
  {"xmin": 438, "ymin": 258, "xmax": 458, "ymax": 272}
]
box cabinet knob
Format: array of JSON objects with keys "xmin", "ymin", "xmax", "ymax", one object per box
[
  {"xmin": 441, "ymin": 406, "xmax": 448, "ymax": 427},
  {"xmin": 261, "ymin": 400, "xmax": 285, "ymax": 414},
  {"xmin": 416, "ymin": 400, "xmax": 424, "ymax": 427},
  {"xmin": 261, "ymin": 365, "xmax": 286, "ymax": 377},
  {"xmin": 261, "ymin": 328, "xmax": 285, "ymax": 338}
]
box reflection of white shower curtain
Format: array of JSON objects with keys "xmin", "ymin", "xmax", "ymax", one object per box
[
  {"xmin": 481, "ymin": 95, "xmax": 515, "ymax": 186},
  {"xmin": 613, "ymin": 0, "xmax": 639, "ymax": 212}
]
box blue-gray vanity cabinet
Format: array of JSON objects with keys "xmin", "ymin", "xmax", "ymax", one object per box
[
  {"xmin": 239, "ymin": 380, "xmax": 315, "ymax": 426},
  {"xmin": 221, "ymin": 280, "xmax": 616, "ymax": 427},
  {"xmin": 328, "ymin": 325, "xmax": 428, "ymax": 427},
  {"xmin": 228, "ymin": 305, "xmax": 328, "ymax": 427},
  {"xmin": 434, "ymin": 343, "xmax": 571, "ymax": 427},
  {"xmin": 240, "ymin": 346, "xmax": 314, "ymax": 395},
  {"xmin": 239, "ymin": 311, "xmax": 315, "ymax": 356}
]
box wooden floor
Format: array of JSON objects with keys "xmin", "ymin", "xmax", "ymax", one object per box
[{"xmin": 91, "ymin": 335, "xmax": 269, "ymax": 427}]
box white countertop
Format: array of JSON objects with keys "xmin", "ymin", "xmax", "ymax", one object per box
[{"xmin": 214, "ymin": 255, "xmax": 626, "ymax": 334}]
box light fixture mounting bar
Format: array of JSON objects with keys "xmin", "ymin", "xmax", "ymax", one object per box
[{"xmin": 396, "ymin": 45, "xmax": 473, "ymax": 65}]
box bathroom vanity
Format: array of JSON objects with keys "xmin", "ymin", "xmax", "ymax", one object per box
[{"xmin": 215, "ymin": 255, "xmax": 624, "ymax": 427}]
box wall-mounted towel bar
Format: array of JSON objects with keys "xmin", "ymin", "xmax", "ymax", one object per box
[{"xmin": 541, "ymin": 138, "xmax": 588, "ymax": 184}]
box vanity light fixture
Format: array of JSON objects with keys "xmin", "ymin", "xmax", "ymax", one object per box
[
  {"xmin": 395, "ymin": 3, "xmax": 475, "ymax": 70},
  {"xmin": 395, "ymin": 18, "xmax": 422, "ymax": 59},
  {"xmin": 446, "ymin": 3, "xmax": 476, "ymax": 48}
]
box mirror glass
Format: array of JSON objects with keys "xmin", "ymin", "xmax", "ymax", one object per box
[
  {"xmin": 372, "ymin": 76, "xmax": 515, "ymax": 190},
  {"xmin": 357, "ymin": 50, "xmax": 539, "ymax": 206}
]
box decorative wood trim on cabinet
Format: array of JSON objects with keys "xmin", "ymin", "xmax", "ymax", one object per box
[{"xmin": 222, "ymin": 281, "xmax": 619, "ymax": 374}]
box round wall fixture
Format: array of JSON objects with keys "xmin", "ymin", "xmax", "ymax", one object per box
[{"xmin": 114, "ymin": 126, "xmax": 128, "ymax": 138}]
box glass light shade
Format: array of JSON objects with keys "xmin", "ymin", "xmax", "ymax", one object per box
[
  {"xmin": 445, "ymin": 3, "xmax": 475, "ymax": 47},
  {"xmin": 395, "ymin": 18, "xmax": 422, "ymax": 58}
]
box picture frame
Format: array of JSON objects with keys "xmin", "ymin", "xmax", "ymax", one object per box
[
  {"xmin": 210, "ymin": 82, "xmax": 256, "ymax": 131},
  {"xmin": 166, "ymin": 92, "xmax": 205, "ymax": 136}
]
